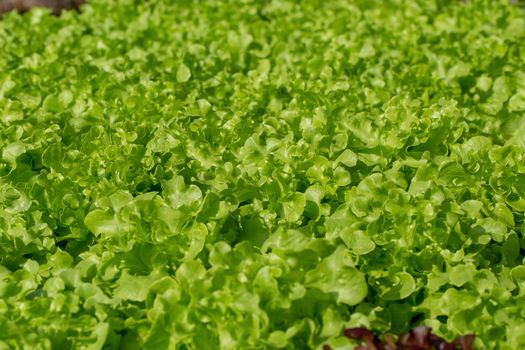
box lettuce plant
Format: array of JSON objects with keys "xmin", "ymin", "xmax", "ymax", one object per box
[{"xmin": 0, "ymin": 0, "xmax": 524, "ymax": 349}]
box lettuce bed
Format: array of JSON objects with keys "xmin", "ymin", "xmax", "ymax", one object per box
[{"xmin": 1, "ymin": 1, "xmax": 525, "ymax": 349}]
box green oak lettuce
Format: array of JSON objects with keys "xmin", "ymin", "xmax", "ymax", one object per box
[{"xmin": 0, "ymin": 0, "xmax": 525, "ymax": 349}]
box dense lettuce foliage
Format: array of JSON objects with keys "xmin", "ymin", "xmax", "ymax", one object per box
[{"xmin": 0, "ymin": 0, "xmax": 524, "ymax": 349}]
